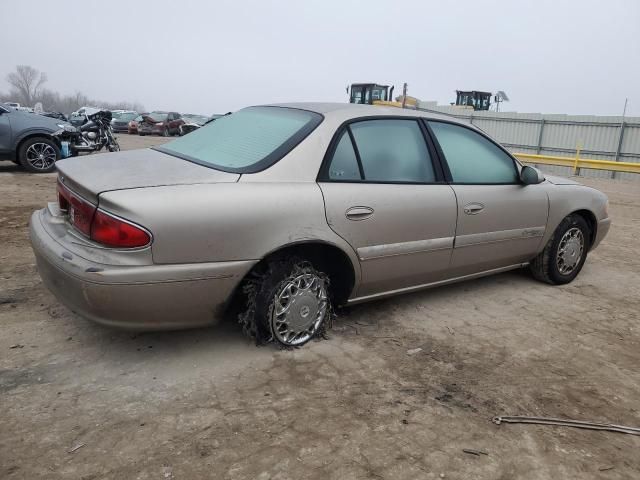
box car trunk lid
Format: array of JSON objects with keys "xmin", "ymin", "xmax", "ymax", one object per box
[{"xmin": 56, "ymin": 148, "xmax": 239, "ymax": 203}]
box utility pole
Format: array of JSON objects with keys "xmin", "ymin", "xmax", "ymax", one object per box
[{"xmin": 401, "ymin": 83, "xmax": 408, "ymax": 109}]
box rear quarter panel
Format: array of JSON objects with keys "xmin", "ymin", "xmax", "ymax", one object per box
[{"xmin": 98, "ymin": 182, "xmax": 361, "ymax": 283}]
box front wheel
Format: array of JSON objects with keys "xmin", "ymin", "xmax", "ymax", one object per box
[
  {"xmin": 239, "ymin": 258, "xmax": 331, "ymax": 347},
  {"xmin": 530, "ymin": 214, "xmax": 590, "ymax": 285},
  {"xmin": 18, "ymin": 137, "xmax": 61, "ymax": 173},
  {"xmin": 108, "ymin": 137, "xmax": 120, "ymax": 152}
]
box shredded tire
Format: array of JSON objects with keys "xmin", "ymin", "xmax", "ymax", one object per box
[{"xmin": 238, "ymin": 257, "xmax": 333, "ymax": 347}]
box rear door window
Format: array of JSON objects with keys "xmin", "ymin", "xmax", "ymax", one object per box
[
  {"xmin": 327, "ymin": 131, "xmax": 361, "ymax": 180},
  {"xmin": 323, "ymin": 119, "xmax": 436, "ymax": 183}
]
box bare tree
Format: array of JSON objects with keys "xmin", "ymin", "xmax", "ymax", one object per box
[
  {"xmin": 6, "ymin": 65, "xmax": 48, "ymax": 106},
  {"xmin": 3, "ymin": 64, "xmax": 145, "ymax": 114}
]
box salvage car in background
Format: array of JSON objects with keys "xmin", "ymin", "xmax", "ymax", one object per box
[
  {"xmin": 30, "ymin": 103, "xmax": 611, "ymax": 347},
  {"xmin": 138, "ymin": 111, "xmax": 183, "ymax": 136},
  {"xmin": 178, "ymin": 114, "xmax": 212, "ymax": 135},
  {"xmin": 111, "ymin": 111, "xmax": 138, "ymax": 133},
  {"xmin": 127, "ymin": 113, "xmax": 147, "ymax": 134},
  {"xmin": 0, "ymin": 103, "xmax": 69, "ymax": 172}
]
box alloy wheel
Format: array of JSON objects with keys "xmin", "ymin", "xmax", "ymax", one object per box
[{"xmin": 25, "ymin": 143, "xmax": 57, "ymax": 170}]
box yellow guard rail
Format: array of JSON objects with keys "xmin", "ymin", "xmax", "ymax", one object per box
[{"xmin": 515, "ymin": 153, "xmax": 640, "ymax": 175}]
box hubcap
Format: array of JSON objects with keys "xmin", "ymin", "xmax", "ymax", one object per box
[
  {"xmin": 26, "ymin": 143, "xmax": 57, "ymax": 170},
  {"xmin": 556, "ymin": 227, "xmax": 584, "ymax": 275},
  {"xmin": 272, "ymin": 273, "xmax": 328, "ymax": 346}
]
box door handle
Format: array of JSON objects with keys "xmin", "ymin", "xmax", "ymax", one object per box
[
  {"xmin": 463, "ymin": 203, "xmax": 485, "ymax": 215},
  {"xmin": 345, "ymin": 206, "xmax": 374, "ymax": 221}
]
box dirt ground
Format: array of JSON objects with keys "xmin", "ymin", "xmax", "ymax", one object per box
[{"xmin": 1, "ymin": 133, "xmax": 639, "ymax": 480}]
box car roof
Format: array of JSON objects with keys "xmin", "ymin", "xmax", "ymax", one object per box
[{"xmin": 263, "ymin": 102, "xmax": 462, "ymax": 123}]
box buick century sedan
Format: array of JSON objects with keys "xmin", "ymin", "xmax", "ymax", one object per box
[{"xmin": 30, "ymin": 103, "xmax": 611, "ymax": 347}]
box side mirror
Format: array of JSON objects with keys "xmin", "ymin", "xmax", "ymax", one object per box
[{"xmin": 520, "ymin": 165, "xmax": 545, "ymax": 185}]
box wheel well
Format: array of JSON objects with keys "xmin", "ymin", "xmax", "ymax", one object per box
[
  {"xmin": 15, "ymin": 134, "xmax": 58, "ymax": 157},
  {"xmin": 231, "ymin": 242, "xmax": 356, "ymax": 314},
  {"xmin": 572, "ymin": 209, "xmax": 597, "ymax": 248}
]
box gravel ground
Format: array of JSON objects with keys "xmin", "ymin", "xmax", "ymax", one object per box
[{"xmin": 1, "ymin": 133, "xmax": 639, "ymax": 479}]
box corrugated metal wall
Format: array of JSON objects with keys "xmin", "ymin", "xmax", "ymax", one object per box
[{"xmin": 418, "ymin": 102, "xmax": 640, "ymax": 181}]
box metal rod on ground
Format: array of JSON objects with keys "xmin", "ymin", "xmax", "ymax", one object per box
[{"xmin": 493, "ymin": 416, "xmax": 640, "ymax": 436}]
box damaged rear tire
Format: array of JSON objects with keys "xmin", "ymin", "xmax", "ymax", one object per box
[{"xmin": 238, "ymin": 257, "xmax": 331, "ymax": 347}]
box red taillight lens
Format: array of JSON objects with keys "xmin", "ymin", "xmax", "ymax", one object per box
[
  {"xmin": 90, "ymin": 210, "xmax": 151, "ymax": 248},
  {"xmin": 57, "ymin": 187, "xmax": 69, "ymax": 211},
  {"xmin": 57, "ymin": 179, "xmax": 96, "ymax": 236},
  {"xmin": 57, "ymin": 178, "xmax": 150, "ymax": 248}
]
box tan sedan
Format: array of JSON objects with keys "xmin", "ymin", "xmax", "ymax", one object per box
[{"xmin": 30, "ymin": 103, "xmax": 611, "ymax": 347}]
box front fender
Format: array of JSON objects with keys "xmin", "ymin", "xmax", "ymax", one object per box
[
  {"xmin": 541, "ymin": 184, "xmax": 609, "ymax": 250},
  {"xmin": 13, "ymin": 128, "xmax": 58, "ymax": 151}
]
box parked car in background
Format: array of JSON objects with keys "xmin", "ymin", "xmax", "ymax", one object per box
[
  {"xmin": 68, "ymin": 107, "xmax": 102, "ymax": 127},
  {"xmin": 138, "ymin": 111, "xmax": 183, "ymax": 136},
  {"xmin": 111, "ymin": 111, "xmax": 138, "ymax": 133},
  {"xmin": 0, "ymin": 103, "xmax": 70, "ymax": 173},
  {"xmin": 127, "ymin": 113, "xmax": 147, "ymax": 135},
  {"xmin": 3, "ymin": 102, "xmax": 33, "ymax": 112},
  {"xmin": 178, "ymin": 113, "xmax": 212, "ymax": 135},
  {"xmin": 30, "ymin": 103, "xmax": 611, "ymax": 347},
  {"xmin": 68, "ymin": 114, "xmax": 86, "ymax": 127},
  {"xmin": 71, "ymin": 106, "xmax": 101, "ymax": 117}
]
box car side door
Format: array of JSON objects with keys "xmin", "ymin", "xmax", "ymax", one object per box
[
  {"xmin": 427, "ymin": 120, "xmax": 549, "ymax": 277},
  {"xmin": 172, "ymin": 113, "xmax": 183, "ymax": 133},
  {"xmin": 318, "ymin": 118, "xmax": 458, "ymax": 300},
  {"xmin": 165, "ymin": 113, "xmax": 175, "ymax": 132}
]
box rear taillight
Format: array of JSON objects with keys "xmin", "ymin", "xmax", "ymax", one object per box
[
  {"xmin": 57, "ymin": 179, "xmax": 96, "ymax": 236},
  {"xmin": 57, "ymin": 178, "xmax": 151, "ymax": 248},
  {"xmin": 90, "ymin": 210, "xmax": 151, "ymax": 248}
]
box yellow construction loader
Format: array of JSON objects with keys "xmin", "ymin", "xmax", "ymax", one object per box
[{"xmin": 347, "ymin": 82, "xmax": 417, "ymax": 108}]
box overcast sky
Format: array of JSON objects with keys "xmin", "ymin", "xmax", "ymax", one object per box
[{"xmin": 2, "ymin": 0, "xmax": 639, "ymax": 116}]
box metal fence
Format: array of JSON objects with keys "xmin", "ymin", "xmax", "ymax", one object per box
[{"xmin": 417, "ymin": 101, "xmax": 640, "ymax": 181}]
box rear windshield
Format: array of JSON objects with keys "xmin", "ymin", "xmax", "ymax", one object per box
[{"xmin": 154, "ymin": 106, "xmax": 323, "ymax": 173}]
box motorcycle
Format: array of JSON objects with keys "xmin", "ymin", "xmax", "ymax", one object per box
[{"xmin": 53, "ymin": 110, "xmax": 120, "ymax": 157}]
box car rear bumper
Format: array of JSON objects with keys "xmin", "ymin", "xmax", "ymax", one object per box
[
  {"xmin": 29, "ymin": 209, "xmax": 256, "ymax": 330},
  {"xmin": 592, "ymin": 217, "xmax": 611, "ymax": 250}
]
